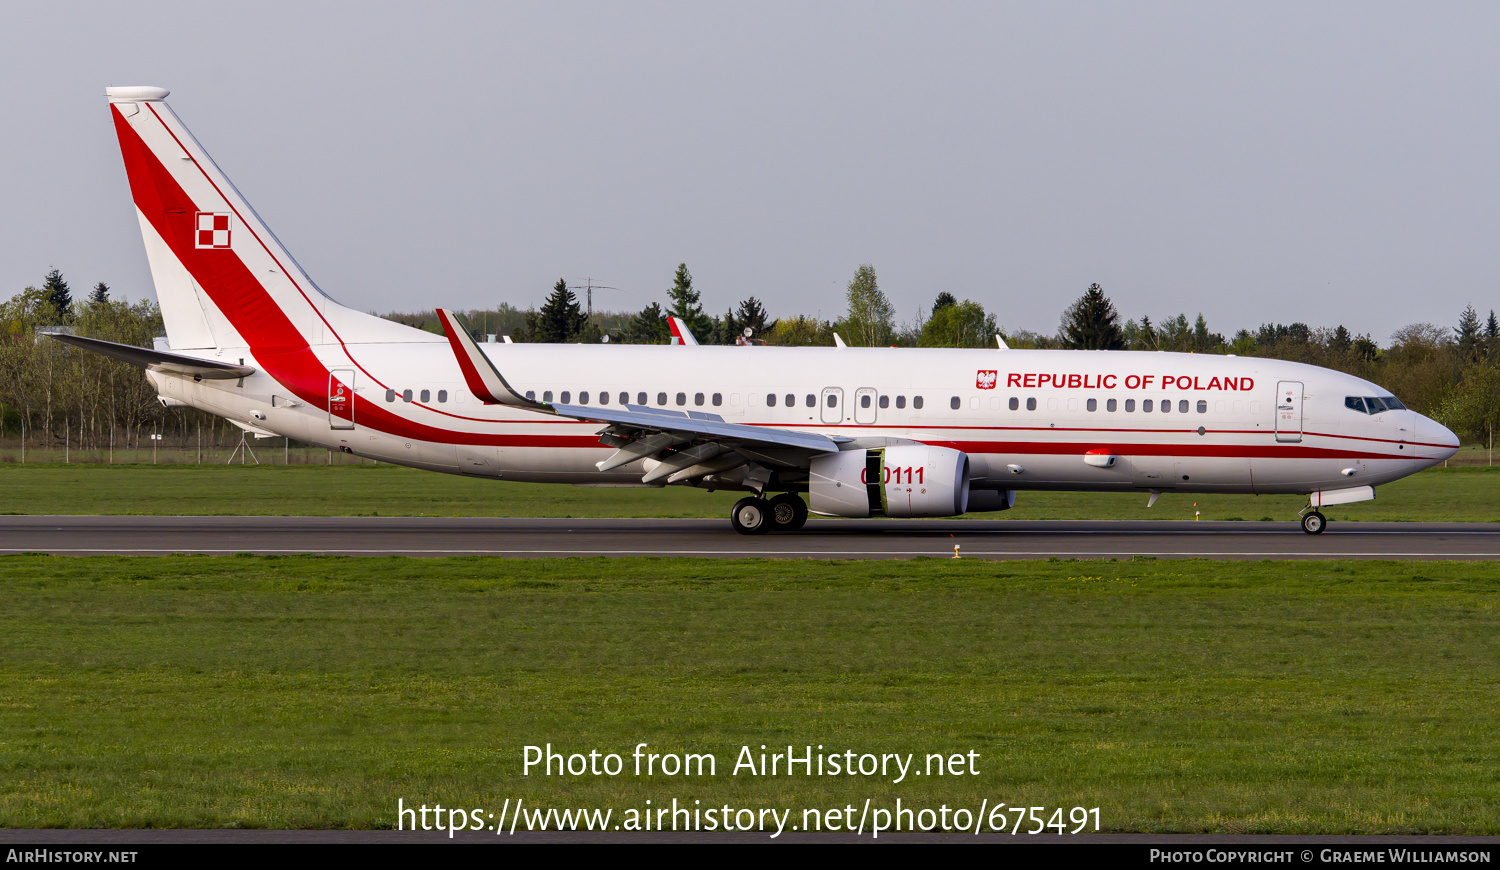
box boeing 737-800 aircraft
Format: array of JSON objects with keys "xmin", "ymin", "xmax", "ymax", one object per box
[{"xmin": 59, "ymin": 87, "xmax": 1459, "ymax": 535}]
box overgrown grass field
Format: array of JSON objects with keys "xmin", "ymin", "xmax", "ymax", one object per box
[
  {"xmin": 0, "ymin": 463, "xmax": 1498, "ymax": 522},
  {"xmin": 1, "ymin": 556, "xmax": 1496, "ymax": 832}
]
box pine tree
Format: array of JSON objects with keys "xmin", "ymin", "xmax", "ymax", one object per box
[
  {"xmin": 534, "ymin": 278, "xmax": 586, "ymax": 343},
  {"xmin": 1137, "ymin": 315, "xmax": 1157, "ymax": 350},
  {"xmin": 840, "ymin": 264, "xmax": 894, "ymax": 347},
  {"xmin": 735, "ymin": 297, "xmax": 769, "ymax": 339},
  {"xmin": 89, "ymin": 282, "xmax": 110, "ymax": 305},
  {"xmin": 930, "ymin": 292, "xmax": 957, "ymax": 316},
  {"xmin": 42, "ymin": 269, "xmax": 71, "ymax": 322},
  {"xmin": 665, "ymin": 264, "xmax": 713, "ymax": 339},
  {"xmin": 1486, "ymin": 310, "xmax": 1499, "ymax": 357},
  {"xmin": 1059, "ymin": 283, "xmax": 1126, "ymax": 350},
  {"xmin": 1456, "ymin": 304, "xmax": 1483, "ymax": 363},
  {"xmin": 625, "ymin": 302, "xmax": 670, "ymax": 344}
]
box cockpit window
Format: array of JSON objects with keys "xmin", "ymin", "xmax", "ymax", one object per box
[{"xmin": 1346, "ymin": 395, "xmax": 1406, "ymax": 414}]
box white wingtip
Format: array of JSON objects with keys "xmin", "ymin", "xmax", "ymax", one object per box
[
  {"xmin": 996, "ymin": 334, "xmax": 1010, "ymax": 350},
  {"xmin": 833, "ymin": 333, "xmax": 847, "ymax": 348}
]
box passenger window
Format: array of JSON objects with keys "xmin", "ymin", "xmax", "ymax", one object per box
[
  {"xmin": 694, "ymin": 392, "xmax": 705, "ymax": 406},
  {"xmin": 1125, "ymin": 399, "xmax": 1135, "ymax": 412},
  {"xmin": 806, "ymin": 395, "xmax": 815, "ymax": 407},
  {"xmin": 896, "ymin": 396, "xmax": 906, "ymax": 409},
  {"xmin": 656, "ymin": 392, "xmax": 667, "ymax": 405},
  {"xmin": 712, "ymin": 393, "xmax": 722, "ymax": 406},
  {"xmin": 676, "ymin": 392, "xmax": 686, "ymax": 406},
  {"xmin": 827, "ymin": 394, "xmax": 837, "ymax": 408},
  {"xmin": 1008, "ymin": 397, "xmax": 1018, "ymax": 411},
  {"xmin": 526, "ymin": 390, "xmax": 536, "ymax": 401},
  {"xmin": 1161, "ymin": 399, "xmax": 1171, "ymax": 413},
  {"xmin": 402, "ymin": 389, "xmax": 413, "ymax": 402},
  {"xmin": 419, "ymin": 389, "xmax": 430, "ymax": 403},
  {"xmin": 1106, "ymin": 398, "xmax": 1116, "ymax": 412},
  {"xmin": 1086, "ymin": 398, "xmax": 1097, "ymax": 412},
  {"xmin": 789, "ymin": 394, "xmax": 798, "ymax": 407},
  {"xmin": 768, "ymin": 393, "xmax": 778, "ymax": 407},
  {"xmin": 913, "ymin": 396, "xmax": 924, "ymax": 410},
  {"xmin": 560, "ymin": 391, "xmax": 571, "ymax": 403},
  {"xmin": 1178, "ymin": 400, "xmax": 1189, "ymax": 413},
  {"xmin": 385, "ymin": 389, "xmax": 396, "ymax": 402},
  {"xmin": 950, "ymin": 396, "xmax": 961, "ymax": 410},
  {"xmin": 438, "ymin": 390, "xmax": 448, "ymax": 403},
  {"xmin": 579, "ymin": 391, "xmax": 589, "ymax": 404},
  {"xmin": 1196, "ymin": 400, "xmax": 1207, "ymax": 414},
  {"xmin": 879, "ymin": 395, "xmax": 889, "ymax": 409},
  {"xmin": 1143, "ymin": 399, "xmax": 1153, "ymax": 412},
  {"xmin": 1026, "ymin": 397, "xmax": 1036, "ymax": 411},
  {"xmin": 861, "ymin": 395, "xmax": 871, "ymax": 408},
  {"xmin": 600, "ymin": 392, "xmax": 609, "ymax": 405}
]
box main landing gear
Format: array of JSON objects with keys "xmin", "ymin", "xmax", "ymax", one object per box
[
  {"xmin": 730, "ymin": 493, "xmax": 808, "ymax": 535},
  {"xmin": 1300, "ymin": 509, "xmax": 1327, "ymax": 535}
]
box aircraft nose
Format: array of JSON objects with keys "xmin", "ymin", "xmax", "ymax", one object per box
[{"xmin": 1417, "ymin": 414, "xmax": 1460, "ymax": 461}]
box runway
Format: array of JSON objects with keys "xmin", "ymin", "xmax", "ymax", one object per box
[{"xmin": 5, "ymin": 515, "xmax": 1500, "ymax": 559}]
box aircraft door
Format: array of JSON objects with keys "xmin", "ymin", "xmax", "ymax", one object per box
[
  {"xmin": 1275, "ymin": 381, "xmax": 1303, "ymax": 443},
  {"xmin": 329, "ymin": 369, "xmax": 355, "ymax": 430},
  {"xmin": 854, "ymin": 387, "xmax": 878, "ymax": 424},
  {"xmin": 821, "ymin": 387, "xmax": 844, "ymax": 424}
]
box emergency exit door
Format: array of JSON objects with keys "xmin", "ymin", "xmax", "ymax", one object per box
[
  {"xmin": 1275, "ymin": 380, "xmax": 1303, "ymax": 443},
  {"xmin": 820, "ymin": 387, "xmax": 844, "ymax": 424},
  {"xmin": 329, "ymin": 369, "xmax": 356, "ymax": 430}
]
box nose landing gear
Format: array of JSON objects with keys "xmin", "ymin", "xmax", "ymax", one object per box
[{"xmin": 1299, "ymin": 508, "xmax": 1327, "ymax": 535}]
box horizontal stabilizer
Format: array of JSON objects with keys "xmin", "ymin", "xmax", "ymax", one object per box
[{"xmin": 47, "ymin": 333, "xmax": 255, "ymax": 380}]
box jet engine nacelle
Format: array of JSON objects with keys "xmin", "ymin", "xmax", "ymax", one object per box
[{"xmin": 809, "ymin": 445, "xmax": 970, "ymax": 518}]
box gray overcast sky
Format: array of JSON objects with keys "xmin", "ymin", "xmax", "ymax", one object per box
[{"xmin": 2, "ymin": 1, "xmax": 1497, "ymax": 342}]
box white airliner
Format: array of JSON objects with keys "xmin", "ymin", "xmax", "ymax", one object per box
[{"xmin": 62, "ymin": 86, "xmax": 1459, "ymax": 536}]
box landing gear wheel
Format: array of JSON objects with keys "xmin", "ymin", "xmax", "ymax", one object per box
[
  {"xmin": 730, "ymin": 497, "xmax": 773, "ymax": 535},
  {"xmin": 768, "ymin": 493, "xmax": 808, "ymax": 532},
  {"xmin": 1301, "ymin": 511, "xmax": 1327, "ymax": 535}
]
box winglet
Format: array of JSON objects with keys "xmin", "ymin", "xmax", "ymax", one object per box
[
  {"xmin": 436, "ymin": 309, "xmax": 548, "ymax": 410},
  {"xmin": 668, "ymin": 317, "xmax": 699, "ymax": 346},
  {"xmin": 996, "ymin": 334, "xmax": 1010, "ymax": 350},
  {"xmin": 833, "ymin": 333, "xmax": 848, "ymax": 348}
]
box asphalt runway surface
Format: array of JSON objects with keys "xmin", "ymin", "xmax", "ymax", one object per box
[{"xmin": 5, "ymin": 516, "xmax": 1500, "ymax": 559}]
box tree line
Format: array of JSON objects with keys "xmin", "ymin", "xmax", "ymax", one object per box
[{"xmin": 6, "ymin": 265, "xmax": 1500, "ymax": 452}]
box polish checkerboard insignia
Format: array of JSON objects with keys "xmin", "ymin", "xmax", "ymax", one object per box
[{"xmin": 195, "ymin": 212, "xmax": 231, "ymax": 249}]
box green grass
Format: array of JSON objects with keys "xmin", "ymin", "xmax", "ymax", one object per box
[
  {"xmin": 1, "ymin": 556, "xmax": 1497, "ymax": 833},
  {"xmin": 1, "ymin": 462, "xmax": 1498, "ymax": 522}
]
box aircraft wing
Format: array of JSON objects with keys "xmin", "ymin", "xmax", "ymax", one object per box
[
  {"xmin": 551, "ymin": 402, "xmax": 846, "ymax": 485},
  {"xmin": 46, "ymin": 333, "xmax": 256, "ymax": 380},
  {"xmin": 435, "ymin": 307, "xmax": 846, "ymax": 486}
]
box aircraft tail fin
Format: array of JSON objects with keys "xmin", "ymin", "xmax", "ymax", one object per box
[{"xmin": 104, "ymin": 86, "xmax": 431, "ymax": 352}]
